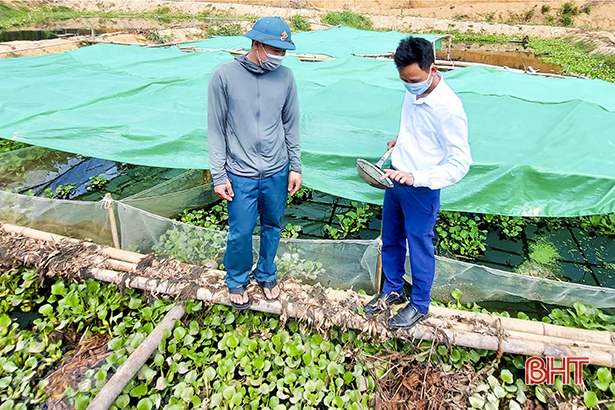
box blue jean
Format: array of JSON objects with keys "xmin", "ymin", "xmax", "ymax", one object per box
[
  {"xmin": 381, "ymin": 182, "xmax": 440, "ymax": 314},
  {"xmin": 223, "ymin": 164, "xmax": 289, "ymax": 289}
]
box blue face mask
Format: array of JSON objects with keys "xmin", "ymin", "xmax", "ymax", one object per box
[{"xmin": 402, "ymin": 70, "xmax": 433, "ymax": 95}]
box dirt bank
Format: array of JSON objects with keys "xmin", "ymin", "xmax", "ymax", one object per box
[
  {"xmin": 8, "ymin": 0, "xmax": 615, "ymax": 31},
  {"xmin": 2, "ymin": 0, "xmax": 615, "ymax": 58}
]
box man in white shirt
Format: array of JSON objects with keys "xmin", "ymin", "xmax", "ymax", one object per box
[{"xmin": 364, "ymin": 36, "xmax": 472, "ymax": 329}]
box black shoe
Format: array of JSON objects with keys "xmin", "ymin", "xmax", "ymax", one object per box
[
  {"xmin": 388, "ymin": 305, "xmax": 428, "ymax": 329},
  {"xmin": 364, "ymin": 291, "xmax": 407, "ymax": 314}
]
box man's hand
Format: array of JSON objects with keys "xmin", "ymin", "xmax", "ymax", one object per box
[
  {"xmin": 214, "ymin": 178, "xmax": 234, "ymax": 201},
  {"xmin": 387, "ymin": 137, "xmax": 398, "ymax": 150},
  {"xmin": 287, "ymin": 171, "xmax": 302, "ymax": 196},
  {"xmin": 382, "ymin": 169, "xmax": 414, "ymax": 186}
]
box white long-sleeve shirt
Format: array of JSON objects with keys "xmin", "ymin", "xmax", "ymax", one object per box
[{"xmin": 391, "ymin": 73, "xmax": 472, "ymax": 190}]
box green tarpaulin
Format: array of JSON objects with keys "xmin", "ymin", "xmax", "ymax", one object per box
[
  {"xmin": 2, "ymin": 27, "xmax": 615, "ymax": 217},
  {"xmin": 186, "ymin": 26, "xmax": 444, "ymax": 57}
]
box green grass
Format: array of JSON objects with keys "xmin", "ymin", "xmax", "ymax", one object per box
[
  {"xmin": 321, "ymin": 11, "xmax": 372, "ymax": 30},
  {"xmin": 529, "ymin": 37, "xmax": 615, "ymax": 82},
  {"xmin": 0, "ymin": 139, "xmax": 29, "ymax": 153},
  {"xmin": 558, "ymin": 1, "xmax": 580, "ymax": 26},
  {"xmin": 447, "ymin": 32, "xmax": 522, "ymax": 46},
  {"xmin": 0, "ymin": 1, "xmax": 23, "ymax": 27},
  {"xmin": 432, "ymin": 31, "xmax": 615, "ymax": 83},
  {"xmin": 205, "ymin": 22, "xmax": 243, "ymax": 37},
  {"xmin": 290, "ymin": 14, "xmax": 311, "ymax": 32},
  {"xmin": 2, "ymin": 1, "xmax": 614, "ymax": 83},
  {"xmin": 0, "ymin": 1, "xmax": 210, "ymax": 30}
]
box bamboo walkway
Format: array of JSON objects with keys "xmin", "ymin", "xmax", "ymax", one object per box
[{"xmin": 1, "ymin": 223, "xmax": 614, "ymax": 368}]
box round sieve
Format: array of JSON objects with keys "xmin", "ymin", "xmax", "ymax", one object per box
[{"xmin": 356, "ymin": 147, "xmax": 394, "ymax": 190}]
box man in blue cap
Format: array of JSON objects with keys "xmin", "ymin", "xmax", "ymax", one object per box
[{"xmin": 208, "ymin": 17, "xmax": 302, "ymax": 310}]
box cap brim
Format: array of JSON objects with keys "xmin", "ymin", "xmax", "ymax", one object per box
[{"xmin": 244, "ymin": 31, "xmax": 296, "ymax": 51}]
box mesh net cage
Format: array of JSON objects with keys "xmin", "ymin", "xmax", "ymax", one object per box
[
  {"xmin": 121, "ymin": 169, "xmax": 218, "ymax": 218},
  {"xmin": 0, "ymin": 190, "xmax": 113, "ymax": 245},
  {"xmin": 429, "ymin": 257, "xmax": 615, "ymax": 311},
  {"xmin": 2, "ymin": 148, "xmax": 615, "ymax": 310},
  {"xmin": 0, "ymin": 146, "xmax": 81, "ymax": 195},
  {"xmin": 116, "ymin": 202, "xmax": 379, "ymax": 292}
]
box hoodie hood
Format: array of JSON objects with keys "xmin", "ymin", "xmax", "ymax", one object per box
[{"xmin": 235, "ymin": 54, "xmax": 267, "ymax": 75}]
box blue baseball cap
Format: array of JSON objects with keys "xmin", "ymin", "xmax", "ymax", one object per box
[{"xmin": 244, "ymin": 16, "xmax": 296, "ymax": 51}]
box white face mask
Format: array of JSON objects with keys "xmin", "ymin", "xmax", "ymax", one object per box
[{"xmin": 257, "ymin": 44, "xmax": 284, "ymax": 71}]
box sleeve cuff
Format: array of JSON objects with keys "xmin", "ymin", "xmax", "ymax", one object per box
[
  {"xmin": 411, "ymin": 170, "xmax": 429, "ymax": 187},
  {"xmin": 213, "ymin": 175, "xmax": 228, "ymax": 186}
]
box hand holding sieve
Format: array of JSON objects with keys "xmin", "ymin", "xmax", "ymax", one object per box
[{"xmin": 356, "ymin": 147, "xmax": 394, "ymax": 189}]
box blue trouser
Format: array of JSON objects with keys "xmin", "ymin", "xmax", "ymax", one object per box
[
  {"xmin": 381, "ymin": 182, "xmax": 440, "ymax": 314},
  {"xmin": 223, "ymin": 164, "xmax": 289, "ymax": 289}
]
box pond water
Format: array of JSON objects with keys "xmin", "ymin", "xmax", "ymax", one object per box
[
  {"xmin": 436, "ymin": 48, "xmax": 562, "ymax": 73},
  {"xmin": 1, "ymin": 27, "xmax": 562, "ymax": 77},
  {"xmin": 0, "ymin": 28, "xmax": 99, "ymax": 42},
  {"xmin": 2, "ymin": 150, "xmax": 187, "ymax": 201},
  {"xmin": 476, "ymin": 223, "xmax": 615, "ymax": 289},
  {"xmin": 284, "ymin": 195, "xmax": 615, "ymax": 290},
  {"xmin": 52, "ymin": 157, "xmax": 186, "ymax": 201}
]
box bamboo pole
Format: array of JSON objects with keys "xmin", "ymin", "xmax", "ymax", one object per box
[
  {"xmin": 423, "ymin": 315, "xmax": 615, "ymax": 355},
  {"xmin": 407, "ymin": 323, "xmax": 615, "ymax": 367},
  {"xmin": 86, "ymin": 266, "xmax": 615, "ymax": 367},
  {"xmin": 3, "ymin": 222, "xmax": 614, "ymax": 348},
  {"xmin": 101, "ymin": 257, "xmax": 136, "ymax": 273},
  {"xmin": 1, "ymin": 223, "xmax": 144, "ymax": 264},
  {"xmin": 324, "ymin": 289, "xmax": 615, "ymax": 348},
  {"xmin": 0, "ymin": 38, "xmax": 85, "ymax": 55},
  {"xmin": 102, "ymin": 193, "xmax": 120, "ymax": 249},
  {"xmin": 86, "ymin": 262, "xmax": 615, "ymax": 360},
  {"xmin": 2, "ymin": 223, "xmax": 615, "ymax": 367},
  {"xmin": 99, "ymin": 256, "xmax": 615, "ymax": 349},
  {"xmin": 374, "ymin": 238, "xmax": 383, "ymax": 294},
  {"xmin": 96, "ymin": 255, "xmax": 615, "ymax": 351},
  {"xmin": 427, "ymin": 305, "xmax": 615, "ymax": 347},
  {"xmin": 86, "ymin": 304, "xmax": 185, "ymax": 410}
]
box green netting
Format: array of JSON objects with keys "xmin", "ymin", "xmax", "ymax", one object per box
[
  {"xmin": 184, "ymin": 26, "xmax": 444, "ymax": 56},
  {"xmin": 0, "ymin": 146, "xmax": 81, "ymax": 193},
  {"xmin": 429, "ymin": 255, "xmax": 615, "ymax": 310},
  {"xmin": 2, "ymin": 27, "xmax": 615, "ymax": 217},
  {"xmin": 3, "ymin": 188, "xmax": 615, "ymax": 309},
  {"xmin": 0, "ymin": 190, "xmax": 114, "ymax": 245},
  {"xmin": 0, "ymin": 146, "xmax": 215, "ymax": 218},
  {"xmin": 117, "ymin": 202, "xmax": 378, "ymax": 291},
  {"xmin": 121, "ymin": 169, "xmax": 217, "ymax": 218}
]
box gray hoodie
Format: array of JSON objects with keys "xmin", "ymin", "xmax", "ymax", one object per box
[{"xmin": 207, "ymin": 55, "xmax": 301, "ymax": 186}]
